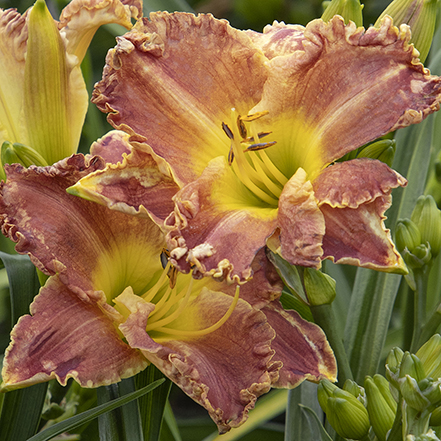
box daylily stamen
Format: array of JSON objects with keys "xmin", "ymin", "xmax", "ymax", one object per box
[
  {"xmin": 142, "ymin": 261, "xmax": 172, "ymax": 303},
  {"xmin": 258, "ymin": 149, "xmax": 289, "ymax": 187},
  {"xmin": 153, "ymin": 286, "xmax": 241, "ymax": 338},
  {"xmin": 145, "ymin": 276, "xmax": 194, "ymax": 331},
  {"xmin": 222, "ymin": 108, "xmax": 288, "ymax": 206}
]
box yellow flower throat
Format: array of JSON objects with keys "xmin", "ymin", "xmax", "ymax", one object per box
[
  {"xmin": 222, "ymin": 109, "xmax": 288, "ymax": 206},
  {"xmin": 116, "ymin": 261, "xmax": 240, "ymax": 341}
]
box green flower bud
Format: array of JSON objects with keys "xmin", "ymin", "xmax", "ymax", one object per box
[
  {"xmin": 303, "ymin": 268, "xmax": 336, "ymax": 306},
  {"xmin": 411, "ymin": 195, "xmax": 441, "ymax": 258},
  {"xmin": 373, "ymin": 374, "xmax": 397, "ymax": 412},
  {"xmin": 386, "ymin": 347, "xmax": 405, "ymax": 389},
  {"xmin": 374, "ymin": 0, "xmax": 437, "ymax": 62},
  {"xmin": 420, "ymin": 379, "xmax": 441, "ymax": 406},
  {"xmin": 1, "ymin": 141, "xmax": 49, "ymax": 170},
  {"xmin": 417, "ymin": 334, "xmax": 441, "ymax": 379},
  {"xmin": 401, "ymin": 375, "xmax": 431, "ymax": 411},
  {"xmin": 317, "ymin": 378, "xmax": 338, "ymax": 412},
  {"xmin": 25, "ymin": 0, "xmax": 76, "ymax": 165},
  {"xmin": 321, "ymin": 0, "xmax": 364, "ymax": 26},
  {"xmin": 396, "ymin": 219, "xmax": 422, "ymax": 254},
  {"xmin": 429, "ymin": 405, "xmax": 441, "ymax": 426},
  {"xmin": 401, "ymin": 243, "xmax": 432, "ymax": 270},
  {"xmin": 318, "ymin": 379, "xmax": 370, "ymax": 440},
  {"xmin": 365, "ymin": 375, "xmax": 396, "ymax": 441},
  {"xmin": 399, "ymin": 353, "xmax": 426, "ymax": 382},
  {"xmin": 357, "ymin": 139, "xmax": 396, "ymax": 167}
]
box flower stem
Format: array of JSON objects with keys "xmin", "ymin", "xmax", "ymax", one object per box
[
  {"xmin": 310, "ymin": 303, "xmax": 353, "ymax": 386},
  {"xmin": 410, "ymin": 268, "xmax": 430, "ymax": 353}
]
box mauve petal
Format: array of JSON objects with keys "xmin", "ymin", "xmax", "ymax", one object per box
[
  {"xmin": 166, "ymin": 156, "xmax": 279, "ymax": 282},
  {"xmin": 0, "ymin": 155, "xmax": 167, "ymax": 297},
  {"xmin": 313, "ymin": 158, "xmax": 407, "ymax": 208},
  {"xmin": 245, "ymin": 21, "xmax": 305, "ymax": 59},
  {"xmin": 119, "ymin": 289, "xmax": 281, "ymax": 433},
  {"xmin": 89, "ymin": 130, "xmax": 132, "ymax": 164},
  {"xmin": 92, "ymin": 12, "xmax": 268, "ymax": 185},
  {"xmin": 262, "ymin": 302, "xmax": 337, "ymax": 387},
  {"xmin": 1, "ymin": 275, "xmax": 147, "ymax": 391},
  {"xmin": 70, "ymin": 142, "xmax": 179, "ymax": 223},
  {"xmin": 313, "ymin": 159, "xmax": 407, "ymax": 272},
  {"xmin": 250, "ymin": 15, "xmax": 441, "ymax": 176},
  {"xmin": 277, "ymin": 168, "xmax": 325, "ymax": 268}
]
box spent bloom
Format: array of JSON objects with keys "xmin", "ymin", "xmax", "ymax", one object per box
[
  {"xmin": 0, "ymin": 133, "xmax": 336, "ymax": 433},
  {"xmin": 70, "ymin": 12, "xmax": 441, "ymax": 282}
]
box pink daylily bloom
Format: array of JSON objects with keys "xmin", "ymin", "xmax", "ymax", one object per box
[
  {"xmin": 70, "ymin": 12, "xmax": 441, "ymax": 282},
  {"xmin": 0, "ymin": 136, "xmax": 336, "ymax": 432}
]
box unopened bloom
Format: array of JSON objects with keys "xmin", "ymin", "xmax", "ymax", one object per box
[
  {"xmin": 0, "ymin": 133, "xmax": 336, "ymax": 433},
  {"xmin": 0, "ymin": 0, "xmax": 141, "ymax": 168},
  {"xmin": 71, "ymin": 12, "xmax": 441, "ymax": 282}
]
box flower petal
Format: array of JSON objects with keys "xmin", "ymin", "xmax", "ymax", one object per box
[
  {"xmin": 92, "ymin": 12, "xmax": 268, "ymax": 185},
  {"xmin": 276, "ymin": 167, "xmax": 325, "ymax": 268},
  {"xmin": 1, "ymin": 275, "xmax": 147, "ymax": 391},
  {"xmin": 251, "ymin": 16, "xmax": 441, "ymax": 175},
  {"xmin": 245, "ymin": 21, "xmax": 306, "ymax": 59},
  {"xmin": 59, "ymin": 0, "xmax": 142, "ymax": 64},
  {"xmin": 119, "ymin": 288, "xmax": 281, "ymax": 433},
  {"xmin": 89, "ymin": 130, "xmax": 132, "ymax": 164},
  {"xmin": 262, "ymin": 302, "xmax": 337, "ymax": 387},
  {"xmin": 166, "ymin": 156, "xmax": 279, "ymax": 282},
  {"xmin": 69, "ymin": 136, "xmax": 179, "ymax": 224},
  {"xmin": 313, "ymin": 159, "xmax": 407, "ymax": 272},
  {"xmin": 0, "ymin": 8, "xmax": 28, "ymax": 147},
  {"xmin": 0, "ymin": 154, "xmax": 167, "ymax": 299}
]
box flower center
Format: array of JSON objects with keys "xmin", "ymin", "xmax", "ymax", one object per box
[
  {"xmin": 222, "ymin": 108, "xmax": 288, "ymax": 207},
  {"xmin": 126, "ymin": 260, "xmax": 240, "ymax": 341}
]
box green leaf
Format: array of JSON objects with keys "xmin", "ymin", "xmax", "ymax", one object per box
[
  {"xmin": 118, "ymin": 377, "xmax": 144, "ymax": 441},
  {"xmin": 0, "ymin": 252, "xmax": 47, "ymax": 441},
  {"xmin": 298, "ymin": 405, "xmax": 333, "ymax": 441},
  {"xmin": 27, "ymin": 379, "xmax": 165, "ymax": 441},
  {"xmin": 135, "ymin": 364, "xmax": 173, "ymax": 441},
  {"xmin": 0, "ymin": 252, "xmax": 40, "ymax": 324},
  {"xmin": 285, "ymin": 382, "xmax": 328, "ymax": 441},
  {"xmin": 202, "ymin": 389, "xmax": 288, "ymax": 441},
  {"xmin": 162, "ymin": 401, "xmax": 182, "ymax": 441}
]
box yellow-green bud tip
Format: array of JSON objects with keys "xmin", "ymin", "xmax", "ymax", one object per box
[
  {"xmin": 322, "ymin": 0, "xmax": 364, "ymax": 27},
  {"xmin": 375, "ymin": 0, "xmax": 438, "ymax": 62}
]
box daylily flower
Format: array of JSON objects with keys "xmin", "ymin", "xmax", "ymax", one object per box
[
  {"xmin": 0, "ymin": 0, "xmax": 141, "ymax": 170},
  {"xmin": 0, "ymin": 134, "xmax": 336, "ymax": 433},
  {"xmin": 70, "ymin": 12, "xmax": 441, "ymax": 282}
]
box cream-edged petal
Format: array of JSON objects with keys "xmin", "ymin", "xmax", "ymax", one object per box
[
  {"xmin": 277, "ymin": 168, "xmax": 325, "ymax": 268},
  {"xmin": 1, "ymin": 275, "xmax": 147, "ymax": 391},
  {"xmin": 92, "ymin": 12, "xmax": 269, "ymax": 185},
  {"xmin": 70, "ymin": 138, "xmax": 179, "ymax": 224},
  {"xmin": 119, "ymin": 288, "xmax": 281, "ymax": 434},
  {"xmin": 313, "ymin": 159, "xmax": 407, "ymax": 272},
  {"xmin": 0, "ymin": 154, "xmax": 167, "ymax": 301},
  {"xmin": 263, "ymin": 302, "xmax": 337, "ymax": 387},
  {"xmin": 59, "ymin": 0, "xmax": 142, "ymax": 64},
  {"xmin": 251, "ymin": 16, "xmax": 441, "ymax": 176}
]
